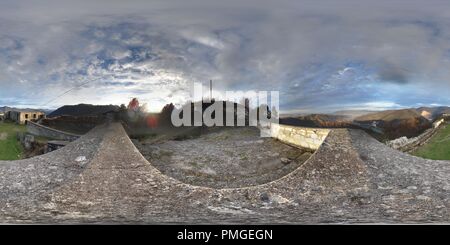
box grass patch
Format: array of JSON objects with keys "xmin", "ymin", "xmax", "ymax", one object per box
[
  {"xmin": 413, "ymin": 124, "xmax": 450, "ymax": 160},
  {"xmin": 0, "ymin": 122, "xmax": 27, "ymax": 160}
]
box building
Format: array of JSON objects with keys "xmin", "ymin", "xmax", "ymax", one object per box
[
  {"xmin": 0, "ymin": 112, "xmax": 4, "ymax": 121},
  {"xmin": 5, "ymin": 110, "xmax": 45, "ymax": 124}
]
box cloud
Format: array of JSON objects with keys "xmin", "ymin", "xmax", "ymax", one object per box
[
  {"xmin": 377, "ymin": 64, "xmax": 410, "ymax": 84},
  {"xmin": 0, "ymin": 0, "xmax": 449, "ymax": 112}
]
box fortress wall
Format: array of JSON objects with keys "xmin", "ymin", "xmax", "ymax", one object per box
[
  {"xmin": 270, "ymin": 123, "xmax": 330, "ymax": 150},
  {"xmin": 387, "ymin": 120, "xmax": 447, "ymax": 152},
  {"xmin": 26, "ymin": 121, "xmax": 81, "ymax": 141}
]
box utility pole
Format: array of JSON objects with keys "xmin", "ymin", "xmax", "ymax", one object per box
[{"xmin": 210, "ymin": 80, "xmax": 213, "ymax": 101}]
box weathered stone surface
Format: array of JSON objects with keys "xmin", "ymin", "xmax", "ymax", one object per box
[
  {"xmin": 133, "ymin": 127, "xmax": 310, "ymax": 189},
  {"xmin": 26, "ymin": 121, "xmax": 80, "ymax": 142},
  {"xmin": 0, "ymin": 123, "xmax": 449, "ymax": 224},
  {"xmin": 270, "ymin": 123, "xmax": 330, "ymax": 150},
  {"xmin": 23, "ymin": 135, "xmax": 35, "ymax": 150}
]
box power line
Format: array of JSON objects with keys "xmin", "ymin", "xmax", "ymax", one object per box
[{"xmin": 41, "ymin": 78, "xmax": 99, "ymax": 107}]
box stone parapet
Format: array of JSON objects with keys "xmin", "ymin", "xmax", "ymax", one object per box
[
  {"xmin": 26, "ymin": 121, "xmax": 80, "ymax": 141},
  {"xmin": 269, "ymin": 123, "xmax": 330, "ymax": 150}
]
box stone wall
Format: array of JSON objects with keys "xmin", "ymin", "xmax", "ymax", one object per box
[
  {"xmin": 269, "ymin": 123, "xmax": 330, "ymax": 150},
  {"xmin": 433, "ymin": 118, "xmax": 445, "ymax": 128},
  {"xmin": 386, "ymin": 122, "xmax": 444, "ymax": 152},
  {"xmin": 26, "ymin": 121, "xmax": 80, "ymax": 141}
]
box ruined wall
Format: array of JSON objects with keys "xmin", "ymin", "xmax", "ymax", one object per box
[
  {"xmin": 387, "ymin": 129, "xmax": 433, "ymax": 152},
  {"xmin": 387, "ymin": 120, "xmax": 447, "ymax": 152},
  {"xmin": 26, "ymin": 121, "xmax": 80, "ymax": 141},
  {"xmin": 270, "ymin": 123, "xmax": 330, "ymax": 150},
  {"xmin": 7, "ymin": 111, "xmax": 45, "ymax": 124}
]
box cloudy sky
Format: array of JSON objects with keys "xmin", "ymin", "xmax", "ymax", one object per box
[{"xmin": 1, "ymin": 0, "xmax": 450, "ymax": 113}]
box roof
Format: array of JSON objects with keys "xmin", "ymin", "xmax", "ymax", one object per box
[{"xmin": 8, "ymin": 109, "xmax": 45, "ymax": 113}]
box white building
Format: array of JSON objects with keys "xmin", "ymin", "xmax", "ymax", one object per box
[{"xmin": 4, "ymin": 110, "xmax": 45, "ymax": 124}]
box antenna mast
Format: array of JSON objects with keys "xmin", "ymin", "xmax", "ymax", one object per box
[{"xmin": 210, "ymin": 80, "xmax": 213, "ymax": 101}]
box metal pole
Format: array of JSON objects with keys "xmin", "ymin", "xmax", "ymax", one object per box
[{"xmin": 210, "ymin": 80, "xmax": 212, "ymax": 101}]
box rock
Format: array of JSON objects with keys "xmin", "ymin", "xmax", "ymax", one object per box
[
  {"xmin": 417, "ymin": 195, "xmax": 431, "ymax": 201},
  {"xmin": 387, "ymin": 136, "xmax": 409, "ymax": 149},
  {"xmin": 280, "ymin": 158, "xmax": 291, "ymax": 164},
  {"xmin": 23, "ymin": 134, "xmax": 35, "ymax": 150},
  {"xmin": 270, "ymin": 194, "xmax": 293, "ymax": 205},
  {"xmin": 75, "ymin": 156, "xmax": 87, "ymax": 162},
  {"xmin": 260, "ymin": 192, "xmax": 270, "ymax": 202}
]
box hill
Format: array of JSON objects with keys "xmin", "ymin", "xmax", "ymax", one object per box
[
  {"xmin": 0, "ymin": 106, "xmax": 11, "ymax": 113},
  {"xmin": 354, "ymin": 109, "xmax": 422, "ymax": 121},
  {"xmin": 48, "ymin": 104, "xmax": 119, "ymax": 118},
  {"xmin": 280, "ymin": 114, "xmax": 352, "ymax": 128},
  {"xmin": 415, "ymin": 106, "xmax": 450, "ymax": 120},
  {"xmin": 354, "ymin": 109, "xmax": 431, "ymax": 140},
  {"xmin": 332, "ymin": 110, "xmax": 376, "ymax": 119},
  {"xmin": 0, "ymin": 106, "xmax": 47, "ymax": 113},
  {"xmin": 280, "ymin": 108, "xmax": 436, "ymax": 140}
]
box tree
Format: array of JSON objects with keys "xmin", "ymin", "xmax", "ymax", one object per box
[
  {"xmin": 127, "ymin": 98, "xmax": 139, "ymax": 111},
  {"xmin": 160, "ymin": 103, "xmax": 175, "ymax": 126}
]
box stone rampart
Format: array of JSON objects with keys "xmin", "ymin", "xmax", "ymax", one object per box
[
  {"xmin": 26, "ymin": 121, "xmax": 80, "ymax": 141},
  {"xmin": 269, "ymin": 123, "xmax": 330, "ymax": 150}
]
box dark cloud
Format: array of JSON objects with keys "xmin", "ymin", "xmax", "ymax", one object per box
[{"xmin": 377, "ymin": 64, "xmax": 410, "ymax": 84}]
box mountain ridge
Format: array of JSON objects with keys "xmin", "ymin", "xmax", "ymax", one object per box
[{"xmin": 48, "ymin": 104, "xmax": 119, "ymax": 118}]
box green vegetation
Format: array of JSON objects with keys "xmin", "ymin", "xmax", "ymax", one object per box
[
  {"xmin": 0, "ymin": 122, "xmax": 27, "ymax": 160},
  {"xmin": 413, "ymin": 124, "xmax": 450, "ymax": 160}
]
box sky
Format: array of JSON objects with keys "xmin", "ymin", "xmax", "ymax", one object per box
[{"xmin": 1, "ymin": 0, "xmax": 450, "ymax": 113}]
